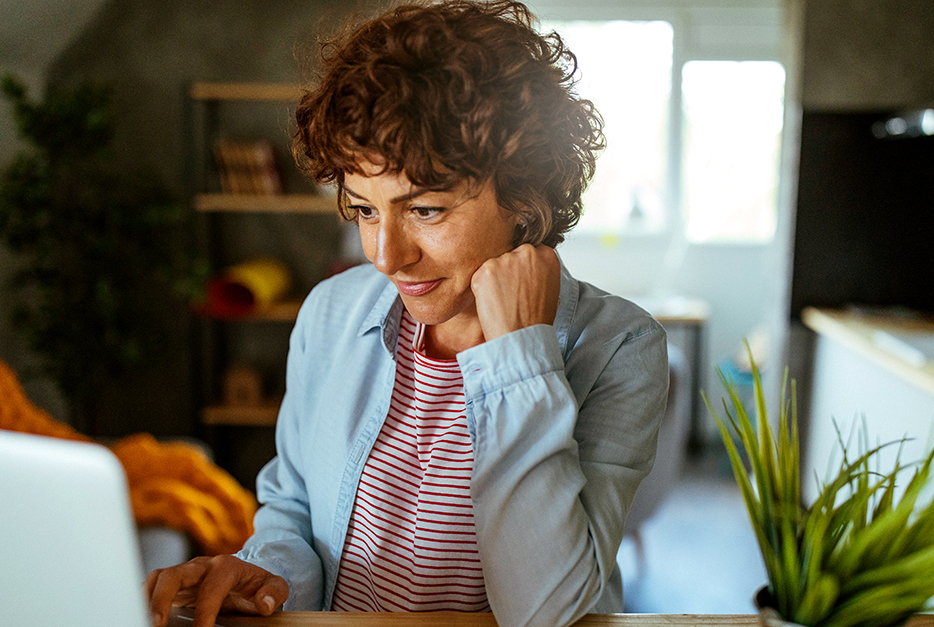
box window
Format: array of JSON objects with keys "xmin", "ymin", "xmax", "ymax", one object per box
[
  {"xmin": 682, "ymin": 60, "xmax": 785, "ymax": 243},
  {"xmin": 545, "ymin": 21, "xmax": 673, "ymax": 234},
  {"xmin": 542, "ymin": 6, "xmax": 784, "ymax": 243}
]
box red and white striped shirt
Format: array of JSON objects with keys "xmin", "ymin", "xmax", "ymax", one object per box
[{"xmin": 331, "ymin": 310, "xmax": 489, "ymax": 612}]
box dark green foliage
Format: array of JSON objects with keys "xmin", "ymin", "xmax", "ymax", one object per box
[{"xmin": 0, "ymin": 75, "xmax": 205, "ymax": 432}]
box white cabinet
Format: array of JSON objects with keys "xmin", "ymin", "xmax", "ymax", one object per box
[{"xmin": 801, "ymin": 308, "xmax": 934, "ymax": 503}]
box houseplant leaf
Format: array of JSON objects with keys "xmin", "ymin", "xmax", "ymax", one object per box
[{"xmin": 706, "ymin": 342, "xmax": 934, "ymax": 627}]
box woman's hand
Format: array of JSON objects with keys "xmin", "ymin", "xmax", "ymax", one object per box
[
  {"xmin": 471, "ymin": 243, "xmax": 561, "ymax": 342},
  {"xmin": 145, "ymin": 555, "xmax": 289, "ymax": 627}
]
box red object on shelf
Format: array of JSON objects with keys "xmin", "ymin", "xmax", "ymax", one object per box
[{"xmin": 200, "ymin": 276, "xmax": 257, "ymax": 318}]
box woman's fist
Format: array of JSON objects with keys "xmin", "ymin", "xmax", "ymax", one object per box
[{"xmin": 471, "ymin": 244, "xmax": 561, "ymax": 342}]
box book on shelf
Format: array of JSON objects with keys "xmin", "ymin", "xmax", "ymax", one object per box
[{"xmin": 213, "ymin": 139, "xmax": 283, "ymax": 195}]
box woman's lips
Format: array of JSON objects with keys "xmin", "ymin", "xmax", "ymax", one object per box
[{"xmin": 396, "ymin": 279, "xmax": 442, "ymax": 297}]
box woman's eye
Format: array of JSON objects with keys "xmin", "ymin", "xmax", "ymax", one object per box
[
  {"xmin": 351, "ymin": 205, "xmax": 376, "ymax": 220},
  {"xmin": 413, "ymin": 206, "xmax": 444, "ymax": 219}
]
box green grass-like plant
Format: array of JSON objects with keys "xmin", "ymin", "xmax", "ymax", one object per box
[{"xmin": 705, "ymin": 349, "xmax": 934, "ymax": 627}]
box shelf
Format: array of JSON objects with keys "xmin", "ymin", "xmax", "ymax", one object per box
[
  {"xmin": 195, "ymin": 193, "xmax": 336, "ymax": 214},
  {"xmin": 252, "ymin": 300, "xmax": 303, "ymax": 321},
  {"xmin": 196, "ymin": 300, "xmax": 303, "ymax": 322},
  {"xmin": 202, "ymin": 403, "xmax": 280, "ymax": 426},
  {"xmin": 189, "ymin": 83, "xmax": 326, "ymax": 443},
  {"xmin": 232, "ymin": 300, "xmax": 302, "ymax": 322},
  {"xmin": 190, "ymin": 82, "xmax": 303, "ymax": 102}
]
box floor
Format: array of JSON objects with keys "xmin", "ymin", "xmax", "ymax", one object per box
[{"xmin": 617, "ymin": 453, "xmax": 768, "ymax": 614}]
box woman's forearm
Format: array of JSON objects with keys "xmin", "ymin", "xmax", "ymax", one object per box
[{"xmin": 461, "ymin": 322, "xmax": 668, "ymax": 627}]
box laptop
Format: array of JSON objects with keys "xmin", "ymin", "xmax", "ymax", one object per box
[{"xmin": 0, "ymin": 430, "xmax": 254, "ymax": 627}]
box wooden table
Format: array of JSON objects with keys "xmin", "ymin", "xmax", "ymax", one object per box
[{"xmin": 212, "ymin": 613, "xmax": 934, "ymax": 627}]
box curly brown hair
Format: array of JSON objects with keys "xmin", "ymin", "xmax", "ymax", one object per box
[{"xmin": 293, "ymin": 0, "xmax": 605, "ymax": 247}]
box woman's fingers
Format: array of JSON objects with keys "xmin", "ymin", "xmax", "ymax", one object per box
[
  {"xmin": 191, "ymin": 555, "xmax": 284, "ymax": 624},
  {"xmin": 190, "ymin": 556, "xmax": 242, "ymax": 627},
  {"xmin": 227, "ymin": 577, "xmax": 290, "ymax": 615},
  {"xmin": 247, "ymin": 575, "xmax": 290, "ymax": 615},
  {"xmin": 144, "ymin": 556, "xmax": 288, "ymax": 627},
  {"xmin": 147, "ymin": 558, "xmax": 209, "ymax": 627}
]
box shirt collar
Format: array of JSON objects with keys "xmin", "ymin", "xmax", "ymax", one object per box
[
  {"xmin": 554, "ymin": 256, "xmax": 579, "ymax": 360},
  {"xmin": 358, "ymin": 278, "xmax": 405, "ymax": 356}
]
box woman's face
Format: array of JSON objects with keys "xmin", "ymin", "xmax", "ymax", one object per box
[{"xmin": 346, "ymin": 161, "xmax": 519, "ymax": 330}]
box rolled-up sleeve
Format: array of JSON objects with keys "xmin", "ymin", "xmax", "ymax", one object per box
[{"xmin": 236, "ymin": 301, "xmax": 325, "ymax": 611}]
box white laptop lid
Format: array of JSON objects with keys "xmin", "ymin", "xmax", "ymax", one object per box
[{"xmin": 0, "ymin": 430, "xmax": 149, "ymax": 627}]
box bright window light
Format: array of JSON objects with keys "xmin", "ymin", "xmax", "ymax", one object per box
[
  {"xmin": 681, "ymin": 60, "xmax": 785, "ymax": 243},
  {"xmin": 544, "ymin": 20, "xmax": 673, "ymax": 233}
]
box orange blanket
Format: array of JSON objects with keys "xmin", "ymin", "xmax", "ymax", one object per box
[{"xmin": 0, "ymin": 360, "xmax": 257, "ymax": 556}]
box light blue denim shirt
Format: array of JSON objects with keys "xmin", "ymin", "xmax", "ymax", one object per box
[{"xmin": 236, "ymin": 261, "xmax": 668, "ymax": 627}]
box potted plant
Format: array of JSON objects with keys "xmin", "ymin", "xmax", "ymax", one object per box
[
  {"xmin": 0, "ymin": 75, "xmax": 204, "ymax": 434},
  {"xmin": 706, "ymin": 347, "xmax": 934, "ymax": 627}
]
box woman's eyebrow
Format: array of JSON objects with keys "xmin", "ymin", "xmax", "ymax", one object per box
[{"xmin": 344, "ymin": 184, "xmax": 432, "ymax": 205}]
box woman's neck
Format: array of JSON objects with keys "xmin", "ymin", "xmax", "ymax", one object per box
[{"xmin": 422, "ymin": 316, "xmax": 485, "ymax": 360}]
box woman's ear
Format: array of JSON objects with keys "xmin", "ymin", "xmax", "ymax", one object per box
[
  {"xmin": 501, "ymin": 196, "xmax": 537, "ymax": 247},
  {"xmin": 512, "ymin": 215, "xmax": 530, "ymax": 247}
]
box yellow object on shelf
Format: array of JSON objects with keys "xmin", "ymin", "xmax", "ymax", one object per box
[
  {"xmin": 205, "ymin": 257, "xmax": 291, "ymax": 318},
  {"xmin": 226, "ymin": 258, "xmax": 290, "ymax": 309}
]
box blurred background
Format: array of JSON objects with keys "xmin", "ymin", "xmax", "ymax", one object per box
[{"xmin": 2, "ymin": 0, "xmax": 933, "ymax": 613}]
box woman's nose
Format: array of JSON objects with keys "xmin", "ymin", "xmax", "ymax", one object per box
[{"xmin": 372, "ymin": 218, "xmax": 418, "ymax": 276}]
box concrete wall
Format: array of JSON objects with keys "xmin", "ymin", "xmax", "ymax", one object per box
[
  {"xmin": 48, "ymin": 0, "xmax": 367, "ymax": 193},
  {"xmin": 801, "ymin": 0, "xmax": 934, "ymax": 111},
  {"xmin": 0, "ymin": 0, "xmax": 364, "ymax": 437}
]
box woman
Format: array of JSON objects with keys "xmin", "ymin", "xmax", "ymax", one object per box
[{"xmin": 146, "ymin": 1, "xmax": 668, "ymax": 626}]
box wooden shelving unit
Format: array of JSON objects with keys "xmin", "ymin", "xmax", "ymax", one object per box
[
  {"xmin": 195, "ymin": 193, "xmax": 335, "ymax": 214},
  {"xmin": 190, "ymin": 82, "xmax": 304, "ymax": 102},
  {"xmin": 202, "ymin": 403, "xmax": 281, "ymax": 427},
  {"xmin": 248, "ymin": 300, "xmax": 303, "ymax": 322},
  {"xmin": 188, "ymin": 82, "xmax": 337, "ymax": 442}
]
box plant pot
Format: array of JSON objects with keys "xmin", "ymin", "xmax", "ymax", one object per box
[
  {"xmin": 754, "ymin": 587, "xmax": 913, "ymax": 627},
  {"xmin": 754, "ymin": 587, "xmax": 806, "ymax": 627}
]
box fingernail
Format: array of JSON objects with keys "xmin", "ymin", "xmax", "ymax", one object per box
[
  {"xmin": 263, "ymin": 595, "xmax": 276, "ymax": 611},
  {"xmin": 152, "ymin": 612, "xmax": 162, "ymax": 626}
]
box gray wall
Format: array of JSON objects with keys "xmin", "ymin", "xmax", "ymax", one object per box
[
  {"xmin": 48, "ymin": 0, "xmax": 369, "ymax": 193},
  {"xmin": 1, "ymin": 0, "xmax": 365, "ymax": 436},
  {"xmin": 801, "ymin": 0, "xmax": 934, "ymax": 110}
]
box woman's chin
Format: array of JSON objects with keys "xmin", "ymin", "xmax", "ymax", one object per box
[{"xmin": 402, "ymin": 304, "xmax": 451, "ymax": 327}]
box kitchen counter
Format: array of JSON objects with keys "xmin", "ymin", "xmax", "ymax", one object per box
[
  {"xmin": 802, "ymin": 307, "xmax": 934, "ymax": 396},
  {"xmin": 800, "ymin": 307, "xmax": 934, "ymax": 501}
]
